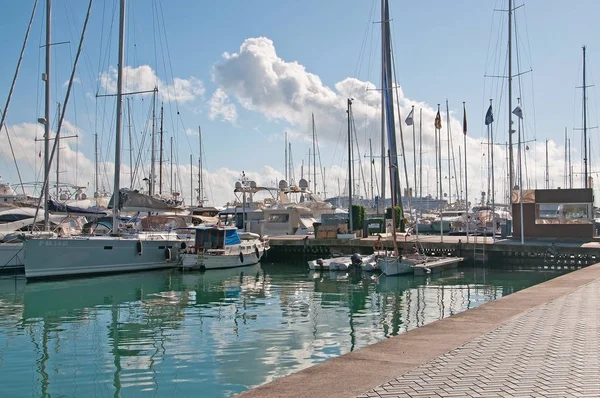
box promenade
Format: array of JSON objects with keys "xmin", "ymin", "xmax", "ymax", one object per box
[{"xmin": 239, "ymin": 262, "xmax": 600, "ymax": 397}]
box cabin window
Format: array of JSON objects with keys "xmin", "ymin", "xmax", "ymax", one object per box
[
  {"xmin": 267, "ymin": 214, "xmax": 289, "ymax": 223},
  {"xmin": 535, "ymin": 203, "xmax": 592, "ymax": 224}
]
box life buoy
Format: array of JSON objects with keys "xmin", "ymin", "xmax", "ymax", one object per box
[
  {"xmin": 239, "ymin": 251, "xmax": 244, "ymax": 263},
  {"xmin": 136, "ymin": 240, "xmax": 143, "ymax": 256}
]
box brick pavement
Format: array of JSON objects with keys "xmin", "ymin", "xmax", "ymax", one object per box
[{"xmin": 359, "ymin": 278, "xmax": 600, "ymax": 398}]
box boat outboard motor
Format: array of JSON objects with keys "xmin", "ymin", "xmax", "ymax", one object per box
[{"xmin": 350, "ymin": 253, "xmax": 363, "ymax": 266}]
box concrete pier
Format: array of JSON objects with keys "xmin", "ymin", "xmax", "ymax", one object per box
[
  {"xmin": 238, "ymin": 263, "xmax": 600, "ymax": 398},
  {"xmin": 267, "ymin": 234, "xmax": 600, "ymax": 266}
]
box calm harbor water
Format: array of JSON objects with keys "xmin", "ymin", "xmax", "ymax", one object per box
[{"xmin": 0, "ymin": 263, "xmax": 571, "ymax": 397}]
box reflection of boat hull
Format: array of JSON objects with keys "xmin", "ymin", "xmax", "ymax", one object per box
[
  {"xmin": 307, "ymin": 254, "xmax": 376, "ymax": 271},
  {"xmin": 24, "ymin": 237, "xmax": 179, "ymax": 279},
  {"xmin": 377, "ymin": 256, "xmax": 413, "ymax": 276}
]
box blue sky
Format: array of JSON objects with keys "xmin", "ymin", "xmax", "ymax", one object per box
[{"xmin": 0, "ymin": 0, "xmax": 599, "ymax": 206}]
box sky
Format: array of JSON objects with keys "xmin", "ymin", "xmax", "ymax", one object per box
[{"xmin": 0, "ymin": 0, "xmax": 599, "ymax": 208}]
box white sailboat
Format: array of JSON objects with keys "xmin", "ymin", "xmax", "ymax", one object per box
[{"xmin": 23, "ymin": 0, "xmax": 180, "ymax": 279}]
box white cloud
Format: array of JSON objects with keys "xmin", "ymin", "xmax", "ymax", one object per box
[
  {"xmin": 63, "ymin": 77, "xmax": 81, "ymax": 87},
  {"xmin": 99, "ymin": 65, "xmax": 205, "ymax": 103},
  {"xmin": 209, "ymin": 88, "xmax": 237, "ymax": 123}
]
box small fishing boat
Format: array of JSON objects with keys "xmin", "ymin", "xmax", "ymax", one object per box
[{"xmin": 180, "ymin": 225, "xmax": 269, "ymax": 270}]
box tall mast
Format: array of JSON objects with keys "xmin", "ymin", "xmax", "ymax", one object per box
[
  {"xmin": 308, "ymin": 148, "xmax": 311, "ymax": 187},
  {"xmin": 198, "ymin": 126, "xmax": 204, "ymax": 206},
  {"xmin": 189, "ymin": 153, "xmax": 193, "ymax": 204},
  {"xmin": 545, "ymin": 139, "xmax": 549, "ymax": 189},
  {"xmin": 459, "ymin": 146, "xmax": 462, "ymax": 203},
  {"xmin": 170, "ymin": 136, "xmax": 173, "ymax": 194},
  {"xmin": 55, "ymin": 102, "xmax": 61, "ymax": 197},
  {"xmin": 312, "ymin": 113, "xmax": 316, "ymax": 193},
  {"xmin": 158, "ymin": 103, "xmax": 164, "ymax": 195},
  {"xmin": 284, "ymin": 132, "xmax": 288, "ymax": 182},
  {"xmin": 379, "ymin": 0, "xmax": 386, "ymax": 216},
  {"xmin": 564, "ymin": 127, "xmax": 568, "ymax": 188},
  {"xmin": 411, "ymin": 105, "xmax": 416, "ymax": 202},
  {"xmin": 382, "ymin": 0, "xmax": 402, "ymax": 223},
  {"xmin": 127, "ymin": 98, "xmax": 133, "ymax": 188},
  {"xmin": 43, "ymin": 0, "xmax": 51, "ymax": 231},
  {"xmin": 149, "ymin": 89, "xmax": 156, "ymax": 195},
  {"xmin": 347, "ymin": 98, "xmax": 353, "ymax": 232},
  {"xmin": 112, "ymin": 0, "xmax": 126, "ymax": 232},
  {"xmin": 568, "ymin": 138, "xmax": 572, "ymax": 188},
  {"xmin": 94, "ymin": 133, "xmax": 99, "ymax": 196},
  {"xmin": 419, "ymin": 108, "xmax": 422, "ymax": 201},
  {"xmin": 445, "ymin": 99, "xmax": 451, "ymax": 204},
  {"xmin": 508, "ymin": 0, "xmax": 514, "ymax": 194},
  {"xmin": 369, "ymin": 138, "xmax": 374, "ymax": 202},
  {"xmin": 583, "ymin": 45, "xmax": 588, "ymax": 188}
]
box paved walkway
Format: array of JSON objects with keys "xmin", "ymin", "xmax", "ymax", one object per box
[
  {"xmin": 239, "ymin": 263, "xmax": 600, "ymax": 398},
  {"xmin": 359, "ymin": 277, "xmax": 600, "ymax": 398}
]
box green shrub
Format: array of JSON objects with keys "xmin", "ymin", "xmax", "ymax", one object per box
[{"xmin": 351, "ymin": 204, "xmax": 366, "ymax": 230}]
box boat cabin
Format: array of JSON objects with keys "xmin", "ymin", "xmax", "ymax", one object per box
[{"xmin": 192, "ymin": 226, "xmax": 241, "ymax": 253}]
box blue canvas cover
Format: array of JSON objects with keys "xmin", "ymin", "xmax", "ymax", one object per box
[{"xmin": 225, "ymin": 229, "xmax": 241, "ymax": 245}]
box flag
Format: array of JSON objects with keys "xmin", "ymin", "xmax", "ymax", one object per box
[
  {"xmin": 38, "ymin": 151, "xmax": 41, "ymax": 158},
  {"xmin": 484, "ymin": 105, "xmax": 494, "ymax": 125},
  {"xmin": 434, "ymin": 111, "xmax": 442, "ymax": 129},
  {"xmin": 512, "ymin": 104, "xmax": 523, "ymax": 119},
  {"xmin": 462, "ymin": 104, "xmax": 467, "ymax": 135},
  {"xmin": 526, "ymin": 145, "xmax": 529, "ymax": 150},
  {"xmin": 405, "ymin": 108, "xmax": 414, "ymax": 126}
]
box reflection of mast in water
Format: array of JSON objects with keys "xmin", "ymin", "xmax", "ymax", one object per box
[
  {"xmin": 110, "ymin": 305, "xmax": 122, "ymax": 398},
  {"xmin": 405, "ymin": 286, "xmax": 413, "ymax": 330}
]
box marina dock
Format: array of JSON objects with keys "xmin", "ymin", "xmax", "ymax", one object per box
[
  {"xmin": 267, "ymin": 234, "xmax": 600, "ymax": 266},
  {"xmin": 238, "ymin": 262, "xmax": 600, "ymax": 398}
]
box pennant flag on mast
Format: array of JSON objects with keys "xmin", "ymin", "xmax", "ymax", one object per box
[
  {"xmin": 484, "ymin": 105, "xmax": 494, "ymax": 125},
  {"xmin": 405, "ymin": 109, "xmax": 414, "ymax": 126},
  {"xmin": 462, "ymin": 103, "xmax": 467, "ymax": 135},
  {"xmin": 434, "ymin": 110, "xmax": 442, "ymax": 129},
  {"xmin": 512, "ymin": 104, "xmax": 523, "ymax": 119}
]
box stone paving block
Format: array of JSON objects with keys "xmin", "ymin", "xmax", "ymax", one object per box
[{"xmin": 358, "ymin": 278, "xmax": 600, "ymax": 398}]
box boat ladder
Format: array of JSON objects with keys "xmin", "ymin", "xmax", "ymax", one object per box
[{"xmin": 473, "ymin": 232, "xmax": 487, "ymax": 263}]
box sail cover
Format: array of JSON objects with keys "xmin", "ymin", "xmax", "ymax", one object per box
[
  {"xmin": 108, "ymin": 189, "xmax": 185, "ymax": 212},
  {"xmin": 47, "ymin": 199, "xmax": 108, "ymax": 216}
]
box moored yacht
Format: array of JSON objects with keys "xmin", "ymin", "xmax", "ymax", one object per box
[{"xmin": 180, "ymin": 225, "xmax": 269, "ymax": 270}]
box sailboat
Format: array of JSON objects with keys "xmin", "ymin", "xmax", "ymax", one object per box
[{"xmin": 23, "ymin": 0, "xmax": 180, "ymax": 279}]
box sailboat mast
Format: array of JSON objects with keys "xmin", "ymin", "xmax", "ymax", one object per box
[
  {"xmin": 564, "ymin": 127, "xmax": 568, "ymax": 188},
  {"xmin": 347, "ymin": 98, "xmax": 353, "ymax": 232},
  {"xmin": 508, "ymin": 0, "xmax": 514, "ymax": 194},
  {"xmin": 94, "ymin": 133, "xmax": 99, "ymax": 196},
  {"xmin": 150, "ymin": 89, "xmax": 156, "ymax": 195},
  {"xmin": 412, "ymin": 105, "xmax": 416, "ymax": 202},
  {"xmin": 419, "ymin": 108, "xmax": 422, "ymax": 201},
  {"xmin": 170, "ymin": 136, "xmax": 173, "ymax": 194},
  {"xmin": 159, "ymin": 103, "xmax": 164, "ymax": 195},
  {"xmin": 459, "ymin": 146, "xmax": 462, "ymax": 203},
  {"xmin": 112, "ymin": 0, "xmax": 126, "ymax": 232},
  {"xmin": 369, "ymin": 138, "xmax": 374, "ymax": 202},
  {"xmin": 545, "ymin": 139, "xmax": 549, "ymax": 189},
  {"xmin": 43, "ymin": 0, "xmax": 51, "ymax": 231},
  {"xmin": 583, "ymin": 45, "xmax": 588, "ymax": 188},
  {"xmin": 56, "ymin": 102, "xmax": 60, "ymax": 197},
  {"xmin": 189, "ymin": 153, "xmax": 193, "ymax": 204},
  {"xmin": 379, "ymin": 0, "xmax": 386, "ymax": 216},
  {"xmin": 463, "ymin": 102, "xmax": 469, "ymax": 243},
  {"xmin": 445, "ymin": 99, "xmax": 451, "ymax": 204},
  {"xmin": 198, "ymin": 126, "xmax": 204, "ymax": 206},
  {"xmin": 284, "ymin": 132, "xmax": 288, "ymax": 182},
  {"xmin": 568, "ymin": 138, "xmax": 572, "ymax": 188},
  {"xmin": 312, "ymin": 113, "xmax": 316, "ymax": 193},
  {"xmin": 127, "ymin": 98, "xmax": 133, "ymax": 188}
]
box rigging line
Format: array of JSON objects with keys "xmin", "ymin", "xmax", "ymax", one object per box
[
  {"xmin": 0, "ymin": 0, "xmax": 38, "ymax": 195},
  {"xmin": 351, "ymin": 105, "xmax": 369, "ymax": 200},
  {"xmin": 347, "ymin": 0, "xmax": 377, "ymax": 98},
  {"xmin": 31, "ymin": 0, "xmax": 94, "ymax": 227}
]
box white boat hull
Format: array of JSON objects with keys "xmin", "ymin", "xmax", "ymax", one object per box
[
  {"xmin": 180, "ymin": 247, "xmax": 267, "ymax": 270},
  {"xmin": 23, "ymin": 237, "xmax": 179, "ymax": 279},
  {"xmin": 377, "ymin": 256, "xmax": 414, "ymax": 276}
]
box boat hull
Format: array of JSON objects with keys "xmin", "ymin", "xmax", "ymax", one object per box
[
  {"xmin": 377, "ymin": 256, "xmax": 413, "ymax": 276},
  {"xmin": 180, "ymin": 247, "xmax": 268, "ymax": 270},
  {"xmin": 23, "ymin": 237, "xmax": 179, "ymax": 279}
]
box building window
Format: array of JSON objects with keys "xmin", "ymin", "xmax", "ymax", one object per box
[{"xmin": 535, "ymin": 203, "xmax": 592, "ymax": 224}]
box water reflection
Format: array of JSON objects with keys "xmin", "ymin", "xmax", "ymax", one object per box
[{"xmin": 0, "ymin": 264, "xmax": 570, "ymax": 397}]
